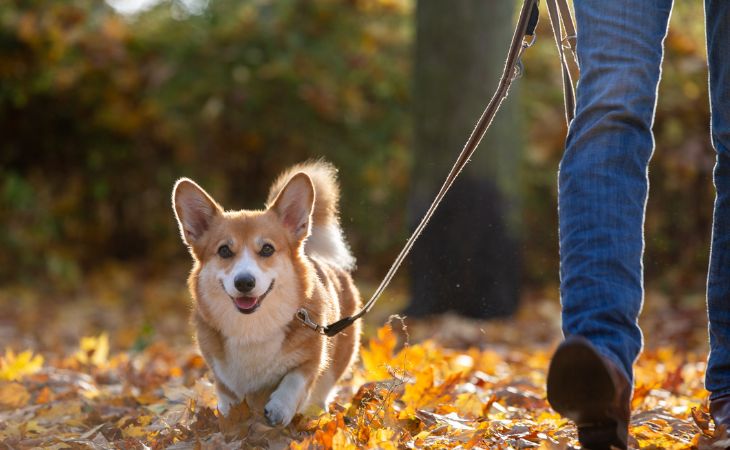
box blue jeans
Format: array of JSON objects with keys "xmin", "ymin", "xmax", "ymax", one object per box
[{"xmin": 559, "ymin": 0, "xmax": 730, "ymax": 398}]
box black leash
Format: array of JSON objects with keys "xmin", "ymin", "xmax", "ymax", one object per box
[{"xmin": 297, "ymin": 0, "xmax": 577, "ymax": 337}]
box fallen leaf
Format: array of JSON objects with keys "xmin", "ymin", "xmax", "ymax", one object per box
[
  {"xmin": 0, "ymin": 349, "xmax": 44, "ymax": 381},
  {"xmin": 75, "ymin": 333, "xmax": 109, "ymax": 367},
  {"xmin": 0, "ymin": 382, "xmax": 31, "ymax": 409}
]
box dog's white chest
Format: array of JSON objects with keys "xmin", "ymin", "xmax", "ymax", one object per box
[{"xmin": 213, "ymin": 334, "xmax": 290, "ymax": 397}]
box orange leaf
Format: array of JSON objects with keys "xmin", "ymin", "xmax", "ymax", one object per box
[{"xmin": 361, "ymin": 324, "xmax": 398, "ymax": 381}]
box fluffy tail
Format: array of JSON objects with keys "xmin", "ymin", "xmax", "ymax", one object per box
[{"xmin": 267, "ymin": 160, "xmax": 356, "ymax": 270}]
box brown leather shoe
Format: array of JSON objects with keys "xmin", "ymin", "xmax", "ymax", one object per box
[
  {"xmin": 547, "ymin": 336, "xmax": 632, "ymax": 450},
  {"xmin": 711, "ymin": 393, "xmax": 730, "ymax": 428}
]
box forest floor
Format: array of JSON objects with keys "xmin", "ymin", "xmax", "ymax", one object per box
[{"xmin": 0, "ymin": 264, "xmax": 726, "ymax": 449}]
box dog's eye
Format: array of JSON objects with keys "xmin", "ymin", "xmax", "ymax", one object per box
[
  {"xmin": 217, "ymin": 245, "xmax": 234, "ymax": 259},
  {"xmin": 259, "ymin": 243, "xmax": 275, "ymax": 257}
]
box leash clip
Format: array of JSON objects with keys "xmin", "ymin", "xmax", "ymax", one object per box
[
  {"xmin": 513, "ymin": 34, "xmax": 537, "ymax": 80},
  {"xmin": 296, "ymin": 308, "xmax": 326, "ymax": 335}
]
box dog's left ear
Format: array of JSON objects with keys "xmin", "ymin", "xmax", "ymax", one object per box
[{"xmin": 271, "ymin": 173, "xmax": 315, "ymax": 242}]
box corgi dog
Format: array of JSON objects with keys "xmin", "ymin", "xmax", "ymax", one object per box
[{"xmin": 172, "ymin": 161, "xmax": 361, "ymax": 426}]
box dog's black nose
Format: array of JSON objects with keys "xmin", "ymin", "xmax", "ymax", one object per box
[{"xmin": 234, "ymin": 274, "xmax": 256, "ymax": 293}]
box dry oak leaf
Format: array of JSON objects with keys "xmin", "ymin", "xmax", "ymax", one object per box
[{"xmin": 0, "ymin": 382, "xmax": 30, "ymax": 409}]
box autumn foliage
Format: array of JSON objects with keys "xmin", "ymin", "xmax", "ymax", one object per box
[{"xmin": 0, "ymin": 286, "xmax": 727, "ymax": 449}]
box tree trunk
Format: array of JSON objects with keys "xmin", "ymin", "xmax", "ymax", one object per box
[{"xmin": 406, "ymin": 0, "xmax": 523, "ymax": 319}]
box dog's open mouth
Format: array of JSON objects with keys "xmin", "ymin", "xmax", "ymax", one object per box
[{"xmin": 231, "ymin": 280, "xmax": 275, "ymax": 314}]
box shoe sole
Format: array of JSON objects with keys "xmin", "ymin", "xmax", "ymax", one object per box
[{"xmin": 546, "ymin": 336, "xmax": 629, "ymax": 450}]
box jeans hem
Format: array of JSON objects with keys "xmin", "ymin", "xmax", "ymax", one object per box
[{"xmin": 709, "ymin": 386, "xmax": 730, "ymax": 401}]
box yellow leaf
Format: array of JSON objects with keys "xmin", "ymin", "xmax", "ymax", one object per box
[
  {"xmin": 401, "ymin": 365, "xmax": 434, "ymax": 411},
  {"xmin": 122, "ymin": 425, "xmax": 147, "ymax": 439},
  {"xmin": 331, "ymin": 428, "xmax": 357, "ymax": 450},
  {"xmin": 0, "ymin": 349, "xmax": 44, "ymax": 381},
  {"xmin": 0, "ymin": 382, "xmax": 30, "ymax": 409},
  {"xmin": 369, "ymin": 427, "xmax": 397, "ymax": 449},
  {"xmin": 361, "ymin": 324, "xmax": 397, "ymax": 381},
  {"xmin": 453, "ymin": 392, "xmax": 485, "ymax": 419},
  {"xmin": 75, "ymin": 332, "xmax": 109, "ymax": 366}
]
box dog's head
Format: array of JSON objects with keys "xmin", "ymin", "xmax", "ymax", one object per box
[{"xmin": 172, "ymin": 174, "xmax": 314, "ymax": 336}]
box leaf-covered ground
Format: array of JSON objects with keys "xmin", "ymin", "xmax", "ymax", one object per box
[{"xmin": 0, "ymin": 268, "xmax": 727, "ymax": 449}]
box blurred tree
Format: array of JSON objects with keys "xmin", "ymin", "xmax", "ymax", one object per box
[{"xmin": 405, "ymin": 0, "xmax": 522, "ymax": 318}]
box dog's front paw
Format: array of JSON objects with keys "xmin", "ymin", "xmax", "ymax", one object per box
[{"xmin": 264, "ymin": 396, "xmax": 296, "ymax": 426}]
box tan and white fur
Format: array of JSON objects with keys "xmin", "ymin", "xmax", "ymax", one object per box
[{"xmin": 172, "ymin": 161, "xmax": 361, "ymax": 426}]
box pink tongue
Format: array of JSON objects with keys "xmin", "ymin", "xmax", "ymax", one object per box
[{"xmin": 235, "ymin": 297, "xmax": 258, "ymax": 310}]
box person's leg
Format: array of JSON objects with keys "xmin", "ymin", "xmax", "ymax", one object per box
[
  {"xmin": 558, "ymin": 0, "xmax": 673, "ymax": 381},
  {"xmin": 550, "ymin": 1, "xmax": 674, "ymax": 447},
  {"xmin": 705, "ymin": 0, "xmax": 730, "ymax": 403}
]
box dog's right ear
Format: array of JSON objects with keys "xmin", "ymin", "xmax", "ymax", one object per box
[{"xmin": 172, "ymin": 178, "xmax": 222, "ymax": 246}]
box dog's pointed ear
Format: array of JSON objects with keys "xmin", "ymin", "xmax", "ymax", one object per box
[
  {"xmin": 270, "ymin": 173, "xmax": 314, "ymax": 242},
  {"xmin": 173, "ymin": 178, "xmax": 222, "ymax": 246}
]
